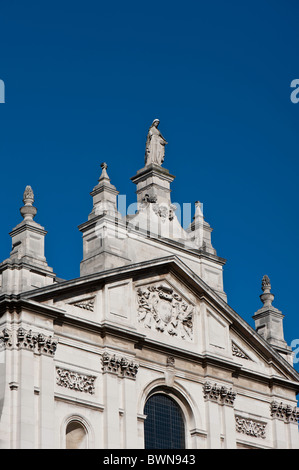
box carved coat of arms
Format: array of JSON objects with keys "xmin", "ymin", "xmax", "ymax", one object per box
[{"xmin": 136, "ymin": 284, "xmax": 194, "ymax": 340}]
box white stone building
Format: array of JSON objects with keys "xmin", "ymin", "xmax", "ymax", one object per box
[{"xmin": 0, "ymin": 120, "xmax": 298, "ymax": 449}]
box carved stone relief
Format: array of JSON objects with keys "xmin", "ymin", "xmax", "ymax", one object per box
[
  {"xmin": 270, "ymin": 401, "xmax": 299, "ymax": 423},
  {"xmin": 166, "ymin": 356, "xmax": 175, "ymax": 367},
  {"xmin": 136, "ymin": 284, "xmax": 194, "ymax": 340},
  {"xmin": 235, "ymin": 415, "xmax": 266, "ymax": 439},
  {"xmin": 16, "ymin": 327, "xmax": 58, "ymax": 356},
  {"xmin": 56, "ymin": 367, "xmax": 96, "ymax": 394},
  {"xmin": 70, "ymin": 296, "xmax": 96, "ymax": 312},
  {"xmin": 0, "ymin": 328, "xmax": 13, "ymax": 349},
  {"xmin": 141, "ymin": 193, "xmax": 157, "ymax": 204},
  {"xmin": 152, "ymin": 203, "xmax": 176, "ymax": 222},
  {"xmin": 231, "ymin": 341, "xmax": 251, "ymax": 360},
  {"xmin": 203, "ymin": 381, "xmax": 236, "ymax": 406},
  {"xmin": 101, "ymin": 352, "xmax": 139, "ymax": 379},
  {"xmin": 0, "ymin": 327, "xmax": 57, "ymax": 356}
]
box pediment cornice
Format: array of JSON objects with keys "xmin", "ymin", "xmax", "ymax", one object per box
[{"xmin": 6, "ymin": 255, "xmax": 298, "ymax": 386}]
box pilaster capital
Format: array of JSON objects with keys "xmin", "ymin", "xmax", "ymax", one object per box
[
  {"xmin": 203, "ymin": 381, "xmax": 236, "ymax": 406},
  {"xmin": 101, "ymin": 352, "xmax": 139, "ymax": 379},
  {"xmin": 16, "ymin": 327, "xmax": 58, "ymax": 356},
  {"xmin": 270, "ymin": 400, "xmax": 299, "ymax": 423}
]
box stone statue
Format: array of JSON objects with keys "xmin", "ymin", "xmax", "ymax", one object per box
[{"xmin": 145, "ymin": 119, "xmax": 168, "ymax": 166}]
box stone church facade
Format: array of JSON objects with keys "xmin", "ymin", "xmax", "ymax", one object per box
[{"xmin": 0, "ymin": 120, "xmax": 298, "ymax": 449}]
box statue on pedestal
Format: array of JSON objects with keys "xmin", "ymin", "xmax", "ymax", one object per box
[{"xmin": 145, "ymin": 119, "xmax": 168, "ymax": 166}]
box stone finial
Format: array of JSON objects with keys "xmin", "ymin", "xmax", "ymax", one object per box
[
  {"xmin": 20, "ymin": 185, "xmax": 37, "ymax": 222},
  {"xmin": 261, "ymin": 275, "xmax": 271, "ymax": 293},
  {"xmin": 98, "ymin": 162, "xmax": 110, "ymax": 182},
  {"xmin": 260, "ymin": 275, "xmax": 274, "ymax": 308},
  {"xmin": 253, "ymin": 274, "xmax": 293, "ymax": 363},
  {"xmin": 23, "ymin": 185, "xmax": 34, "ymax": 206},
  {"xmin": 194, "ymin": 201, "xmax": 203, "ymax": 218}
]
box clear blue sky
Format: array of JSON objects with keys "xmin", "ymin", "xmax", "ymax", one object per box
[{"xmin": 0, "ymin": 1, "xmax": 299, "ymax": 370}]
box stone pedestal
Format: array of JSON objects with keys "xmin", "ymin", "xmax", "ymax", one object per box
[
  {"xmin": 253, "ymin": 275, "xmax": 293, "ymax": 364},
  {"xmin": 0, "ymin": 186, "xmax": 55, "ymax": 294}
]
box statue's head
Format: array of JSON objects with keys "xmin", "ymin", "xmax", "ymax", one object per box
[{"xmin": 152, "ymin": 119, "xmax": 160, "ymax": 127}]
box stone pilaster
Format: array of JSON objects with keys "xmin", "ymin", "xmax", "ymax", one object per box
[
  {"xmin": 222, "ymin": 404, "xmax": 237, "ymax": 448},
  {"xmin": 270, "ymin": 400, "xmax": 299, "ymax": 449},
  {"xmin": 101, "ymin": 352, "xmax": 139, "ymax": 449},
  {"xmin": 203, "ymin": 381, "xmax": 237, "ymax": 448},
  {"xmin": 0, "ymin": 324, "xmax": 58, "ymax": 448},
  {"xmin": 205, "ymin": 398, "xmax": 221, "ymax": 448},
  {"xmin": 122, "ymin": 376, "xmax": 139, "ymax": 448},
  {"xmin": 17, "ymin": 348, "xmax": 36, "ymax": 448},
  {"xmin": 38, "ymin": 354, "xmax": 56, "ymax": 448}
]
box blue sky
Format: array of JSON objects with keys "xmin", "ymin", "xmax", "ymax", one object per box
[{"xmin": 0, "ymin": 1, "xmax": 299, "ymax": 370}]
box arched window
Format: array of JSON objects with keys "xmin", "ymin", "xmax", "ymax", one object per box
[
  {"xmin": 65, "ymin": 420, "xmax": 88, "ymax": 449},
  {"xmin": 144, "ymin": 393, "xmax": 185, "ymax": 449}
]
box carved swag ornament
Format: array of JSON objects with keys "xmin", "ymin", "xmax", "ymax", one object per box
[
  {"xmin": 136, "ymin": 284, "xmax": 194, "ymax": 340},
  {"xmin": 235, "ymin": 416, "xmax": 266, "ymax": 439},
  {"xmin": 56, "ymin": 367, "xmax": 96, "ymax": 394}
]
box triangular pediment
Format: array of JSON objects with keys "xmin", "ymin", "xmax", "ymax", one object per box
[{"xmin": 20, "ymin": 255, "xmax": 299, "ymax": 385}]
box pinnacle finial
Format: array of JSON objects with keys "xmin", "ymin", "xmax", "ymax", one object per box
[
  {"xmin": 98, "ymin": 162, "xmax": 110, "ymax": 182},
  {"xmin": 20, "ymin": 185, "xmax": 37, "ymax": 221},
  {"xmin": 261, "ymin": 275, "xmax": 271, "ymax": 293},
  {"xmin": 260, "ymin": 274, "xmax": 274, "ymax": 308},
  {"xmin": 23, "ymin": 185, "xmax": 34, "ymax": 206},
  {"xmin": 194, "ymin": 201, "xmax": 203, "ymax": 215}
]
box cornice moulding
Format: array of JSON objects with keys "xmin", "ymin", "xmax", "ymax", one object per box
[{"xmin": 10, "ymin": 255, "xmax": 299, "ymax": 385}]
